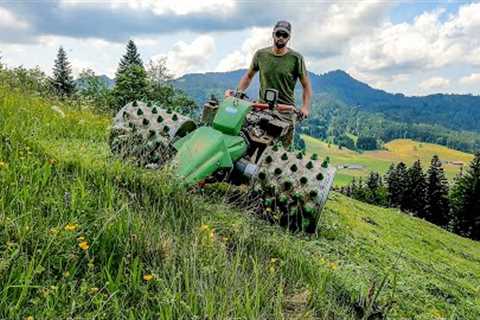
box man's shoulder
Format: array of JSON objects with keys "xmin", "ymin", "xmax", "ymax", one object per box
[
  {"xmin": 286, "ymin": 48, "xmax": 304, "ymax": 60},
  {"xmin": 255, "ymin": 47, "xmax": 273, "ymax": 56}
]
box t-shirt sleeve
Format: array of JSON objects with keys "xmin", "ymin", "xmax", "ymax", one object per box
[
  {"xmin": 297, "ymin": 54, "xmax": 307, "ymax": 79},
  {"xmin": 249, "ymin": 50, "xmax": 260, "ymax": 72}
]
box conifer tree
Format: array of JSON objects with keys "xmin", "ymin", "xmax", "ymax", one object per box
[
  {"xmin": 51, "ymin": 46, "xmax": 75, "ymax": 97},
  {"xmin": 385, "ymin": 162, "xmax": 407, "ymax": 208},
  {"xmin": 425, "ymin": 155, "xmax": 450, "ymax": 226},
  {"xmin": 404, "ymin": 160, "xmax": 427, "ymax": 216},
  {"xmin": 112, "ymin": 40, "xmax": 148, "ymax": 109},
  {"xmin": 450, "ymin": 152, "xmax": 480, "ymax": 239},
  {"xmin": 116, "ymin": 40, "xmax": 144, "ymax": 77}
]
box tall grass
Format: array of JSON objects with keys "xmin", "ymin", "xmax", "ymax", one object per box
[{"xmin": 1, "ymin": 85, "xmax": 479, "ymax": 319}]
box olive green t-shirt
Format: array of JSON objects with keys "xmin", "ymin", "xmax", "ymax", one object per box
[{"xmin": 249, "ymin": 46, "xmax": 306, "ymax": 106}]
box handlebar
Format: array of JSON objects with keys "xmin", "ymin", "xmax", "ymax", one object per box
[{"xmin": 251, "ymin": 102, "xmax": 305, "ymax": 120}]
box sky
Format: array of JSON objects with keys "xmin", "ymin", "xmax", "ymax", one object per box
[{"xmin": 0, "ymin": 0, "xmax": 479, "ymax": 96}]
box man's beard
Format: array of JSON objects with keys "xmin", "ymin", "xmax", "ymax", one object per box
[{"xmin": 274, "ymin": 39, "xmax": 286, "ymax": 49}]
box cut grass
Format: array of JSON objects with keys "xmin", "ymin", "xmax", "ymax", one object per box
[
  {"xmin": 1, "ymin": 87, "xmax": 479, "ymax": 319},
  {"xmin": 304, "ymin": 135, "xmax": 474, "ymax": 186}
]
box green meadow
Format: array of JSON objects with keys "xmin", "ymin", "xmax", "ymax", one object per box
[
  {"xmin": 304, "ymin": 136, "xmax": 474, "ymax": 186},
  {"xmin": 1, "ymin": 87, "xmax": 479, "ymax": 319}
]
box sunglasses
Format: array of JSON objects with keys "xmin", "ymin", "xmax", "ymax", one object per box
[{"xmin": 275, "ymin": 31, "xmax": 289, "ymax": 39}]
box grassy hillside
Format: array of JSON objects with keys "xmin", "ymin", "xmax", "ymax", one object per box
[
  {"xmin": 304, "ymin": 136, "xmax": 474, "ymax": 186},
  {"xmin": 1, "ymin": 88, "xmax": 480, "ymax": 319}
]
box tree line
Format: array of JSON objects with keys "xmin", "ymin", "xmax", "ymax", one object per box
[
  {"xmin": 337, "ymin": 153, "xmax": 480, "ymax": 240},
  {"xmin": 0, "ymin": 40, "xmax": 196, "ymax": 115}
]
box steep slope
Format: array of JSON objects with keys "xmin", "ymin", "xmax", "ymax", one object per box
[{"xmin": 1, "ymin": 88, "xmax": 479, "ymax": 319}]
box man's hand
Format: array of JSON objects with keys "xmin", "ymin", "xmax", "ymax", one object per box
[
  {"xmin": 224, "ymin": 89, "xmax": 235, "ymax": 98},
  {"xmin": 299, "ymin": 106, "xmax": 309, "ymax": 119}
]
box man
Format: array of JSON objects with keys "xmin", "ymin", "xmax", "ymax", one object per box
[{"xmin": 230, "ymin": 20, "xmax": 312, "ymax": 146}]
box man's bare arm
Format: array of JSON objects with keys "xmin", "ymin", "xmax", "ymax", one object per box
[
  {"xmin": 299, "ymin": 73, "xmax": 312, "ymax": 118},
  {"xmin": 237, "ymin": 69, "xmax": 257, "ymax": 92}
]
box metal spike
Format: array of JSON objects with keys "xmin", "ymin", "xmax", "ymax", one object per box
[
  {"xmin": 281, "ymin": 153, "xmax": 288, "ymax": 161},
  {"xmin": 290, "ymin": 164, "xmax": 298, "ymax": 172},
  {"xmin": 316, "ymin": 173, "xmax": 324, "ymax": 181},
  {"xmin": 306, "ymin": 161, "xmax": 314, "ymax": 169},
  {"xmin": 152, "ymin": 107, "xmax": 158, "ymax": 114},
  {"xmin": 300, "ymin": 176, "xmax": 308, "ymax": 184},
  {"xmin": 274, "ymin": 168, "xmax": 282, "ymax": 175},
  {"xmin": 258, "ymin": 171, "xmax": 267, "ymax": 180},
  {"xmin": 157, "ymin": 116, "xmax": 163, "ymax": 123},
  {"xmin": 311, "ymin": 153, "xmax": 318, "ymax": 160},
  {"xmin": 137, "ymin": 108, "xmax": 144, "ymax": 116}
]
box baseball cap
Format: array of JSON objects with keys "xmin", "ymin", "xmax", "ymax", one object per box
[{"xmin": 273, "ymin": 20, "xmax": 291, "ymax": 35}]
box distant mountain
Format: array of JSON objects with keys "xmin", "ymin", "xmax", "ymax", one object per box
[
  {"xmin": 75, "ymin": 74, "xmax": 115, "ymax": 89},
  {"xmin": 172, "ymin": 69, "xmax": 480, "ymax": 133}
]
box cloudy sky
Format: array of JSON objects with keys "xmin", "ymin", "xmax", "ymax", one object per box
[{"xmin": 0, "ymin": 0, "xmax": 479, "ymax": 95}]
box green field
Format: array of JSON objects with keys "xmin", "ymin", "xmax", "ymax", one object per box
[
  {"xmin": 304, "ymin": 136, "xmax": 474, "ymax": 186},
  {"xmin": 1, "ymin": 88, "xmax": 480, "ymax": 319}
]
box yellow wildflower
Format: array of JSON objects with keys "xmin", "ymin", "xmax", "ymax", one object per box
[
  {"xmin": 209, "ymin": 229, "xmax": 215, "ymax": 240},
  {"xmin": 328, "ymin": 262, "xmax": 337, "ymax": 271},
  {"xmin": 200, "ymin": 224, "xmax": 209, "ymax": 232},
  {"xmin": 79, "ymin": 241, "xmax": 90, "ymax": 251},
  {"xmin": 63, "ymin": 271, "xmax": 70, "ymax": 278},
  {"xmin": 77, "ymin": 236, "xmax": 85, "ymax": 241},
  {"xmin": 270, "ymin": 258, "xmax": 279, "ymax": 264},
  {"xmin": 64, "ymin": 223, "xmax": 78, "ymax": 232},
  {"xmin": 49, "ymin": 227, "xmax": 59, "ymax": 235},
  {"xmin": 269, "ymin": 265, "xmax": 275, "ymax": 273},
  {"xmin": 89, "ymin": 287, "xmax": 99, "ymax": 294},
  {"xmin": 25, "ymin": 316, "xmax": 33, "ymax": 320},
  {"xmin": 0, "ymin": 161, "xmax": 7, "ymax": 169},
  {"xmin": 143, "ymin": 274, "xmax": 154, "ymax": 281}
]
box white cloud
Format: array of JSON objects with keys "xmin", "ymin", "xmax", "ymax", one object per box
[
  {"xmin": 295, "ymin": 0, "xmax": 391, "ymax": 57},
  {"xmin": 153, "ymin": 35, "xmax": 215, "ymax": 77},
  {"xmin": 460, "ymin": 73, "xmax": 480, "ymax": 86},
  {"xmin": 419, "ymin": 77, "xmax": 450, "ymax": 92},
  {"xmin": 350, "ymin": 3, "xmax": 480, "ymax": 74},
  {"xmin": 216, "ymin": 27, "xmax": 270, "ymax": 72},
  {"xmin": 0, "ymin": 6, "xmax": 29, "ymax": 30},
  {"xmin": 60, "ymin": 0, "xmax": 235, "ymax": 15}
]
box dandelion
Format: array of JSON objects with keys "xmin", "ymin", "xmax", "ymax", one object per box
[
  {"xmin": 79, "ymin": 241, "xmax": 90, "ymax": 251},
  {"xmin": 200, "ymin": 224, "xmax": 209, "ymax": 232},
  {"xmin": 89, "ymin": 287, "xmax": 99, "ymax": 294},
  {"xmin": 64, "ymin": 223, "xmax": 78, "ymax": 232},
  {"xmin": 328, "ymin": 262, "xmax": 337, "ymax": 271},
  {"xmin": 143, "ymin": 274, "xmax": 154, "ymax": 281},
  {"xmin": 25, "ymin": 316, "xmax": 34, "ymax": 320},
  {"xmin": 0, "ymin": 161, "xmax": 7, "ymax": 169}
]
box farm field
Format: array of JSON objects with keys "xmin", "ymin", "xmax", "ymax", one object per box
[{"xmin": 304, "ymin": 136, "xmax": 474, "ymax": 186}]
